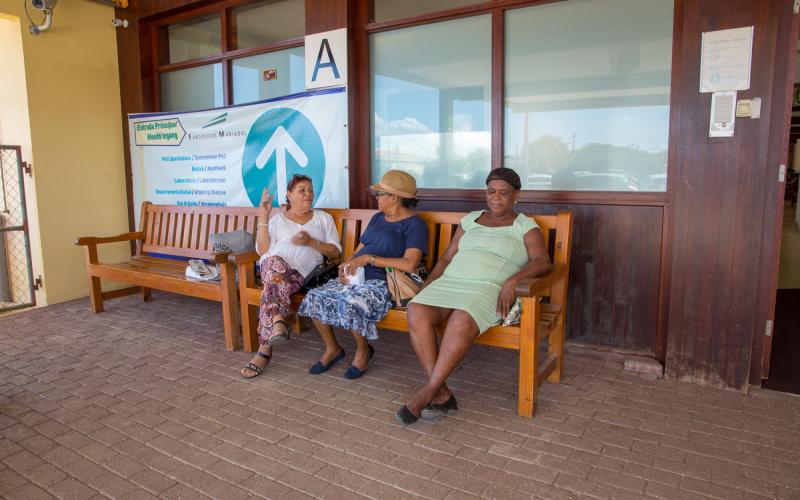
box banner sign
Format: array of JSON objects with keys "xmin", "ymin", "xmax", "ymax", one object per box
[{"xmin": 128, "ymin": 88, "xmax": 348, "ymax": 226}]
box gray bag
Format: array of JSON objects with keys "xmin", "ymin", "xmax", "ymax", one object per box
[{"xmin": 209, "ymin": 230, "xmax": 255, "ymax": 253}]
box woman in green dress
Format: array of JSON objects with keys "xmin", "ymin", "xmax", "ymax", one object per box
[{"xmin": 396, "ymin": 167, "xmax": 552, "ymax": 424}]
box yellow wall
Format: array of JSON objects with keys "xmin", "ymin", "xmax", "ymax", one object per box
[{"xmin": 0, "ymin": 1, "xmax": 129, "ymax": 304}]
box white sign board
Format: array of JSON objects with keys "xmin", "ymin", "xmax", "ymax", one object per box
[
  {"xmin": 128, "ymin": 88, "xmax": 348, "ymax": 227},
  {"xmin": 709, "ymin": 91, "xmax": 736, "ymax": 137},
  {"xmin": 305, "ymin": 28, "xmax": 347, "ymax": 90},
  {"xmin": 700, "ymin": 26, "xmax": 753, "ymax": 93}
]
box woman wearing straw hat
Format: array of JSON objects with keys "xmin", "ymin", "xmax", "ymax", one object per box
[{"xmin": 298, "ymin": 170, "xmax": 428, "ymax": 379}]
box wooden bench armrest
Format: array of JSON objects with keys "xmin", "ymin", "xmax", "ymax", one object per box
[
  {"xmin": 514, "ymin": 263, "xmax": 568, "ymax": 297},
  {"xmin": 75, "ymin": 231, "xmax": 144, "ymax": 246},
  {"xmin": 228, "ymin": 250, "xmax": 260, "ymax": 266},
  {"xmin": 211, "ymin": 252, "xmax": 232, "ymax": 264}
]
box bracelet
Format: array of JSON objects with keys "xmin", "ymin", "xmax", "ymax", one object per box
[
  {"xmin": 257, "ymin": 222, "xmax": 269, "ymax": 227},
  {"xmin": 370, "ymin": 254, "xmax": 376, "ymax": 265},
  {"xmin": 314, "ymin": 240, "xmax": 320, "ymax": 250}
]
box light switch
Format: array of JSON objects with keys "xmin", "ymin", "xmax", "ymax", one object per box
[{"xmin": 736, "ymin": 99, "xmax": 752, "ymax": 118}]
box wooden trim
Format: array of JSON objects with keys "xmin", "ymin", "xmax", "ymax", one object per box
[
  {"xmin": 156, "ymin": 37, "xmax": 304, "ymax": 73},
  {"xmin": 654, "ymin": 204, "xmax": 670, "ymax": 362},
  {"xmin": 416, "ymin": 188, "xmax": 669, "ymax": 206},
  {"xmin": 752, "ymin": 0, "xmax": 799, "ymax": 382},
  {"xmin": 655, "ymin": 0, "xmax": 684, "ymax": 363},
  {"xmin": 490, "ymin": 7, "xmax": 504, "ymax": 169},
  {"xmin": 351, "ymin": 0, "xmax": 371, "ymax": 209},
  {"xmin": 365, "ymin": 0, "xmax": 563, "ymax": 34}
]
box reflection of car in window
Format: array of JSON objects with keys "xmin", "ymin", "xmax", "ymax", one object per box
[
  {"xmin": 639, "ymin": 173, "xmax": 667, "ymax": 191},
  {"xmin": 573, "ymin": 173, "xmax": 638, "ymax": 191},
  {"xmin": 526, "ymin": 174, "xmax": 552, "ymax": 190}
]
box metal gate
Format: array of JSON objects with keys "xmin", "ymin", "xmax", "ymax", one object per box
[{"xmin": 0, "ymin": 145, "xmax": 36, "ymax": 312}]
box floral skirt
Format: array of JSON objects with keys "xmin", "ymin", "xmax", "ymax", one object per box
[
  {"xmin": 298, "ymin": 279, "xmax": 392, "ymax": 340},
  {"xmin": 258, "ymin": 255, "xmax": 303, "ymax": 345}
]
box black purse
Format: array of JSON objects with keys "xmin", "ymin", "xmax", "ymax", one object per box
[{"xmin": 300, "ymin": 261, "xmax": 339, "ymax": 292}]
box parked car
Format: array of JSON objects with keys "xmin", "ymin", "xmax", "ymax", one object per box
[
  {"xmin": 572, "ymin": 172, "xmax": 638, "ymax": 191},
  {"xmin": 526, "ymin": 174, "xmax": 553, "ymax": 190}
]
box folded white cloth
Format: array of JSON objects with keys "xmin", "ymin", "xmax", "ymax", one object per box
[{"xmin": 344, "ymin": 266, "xmax": 365, "ymax": 286}]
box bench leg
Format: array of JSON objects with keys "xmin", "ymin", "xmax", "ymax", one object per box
[
  {"xmin": 220, "ymin": 261, "xmax": 240, "ymax": 351},
  {"xmin": 141, "ymin": 287, "xmax": 152, "ymax": 302},
  {"xmin": 238, "ymin": 264, "xmax": 259, "ymax": 353},
  {"xmin": 88, "ymin": 276, "xmax": 103, "ymax": 313},
  {"xmin": 548, "ymin": 283, "xmax": 567, "ymax": 384},
  {"xmin": 518, "ymin": 297, "xmax": 540, "ymax": 417},
  {"xmin": 241, "ymin": 304, "xmax": 259, "ymax": 352},
  {"xmin": 291, "ymin": 314, "xmax": 303, "ymax": 334}
]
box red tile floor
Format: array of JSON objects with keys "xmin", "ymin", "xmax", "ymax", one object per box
[{"xmin": 1, "ymin": 293, "xmax": 798, "ymax": 499}]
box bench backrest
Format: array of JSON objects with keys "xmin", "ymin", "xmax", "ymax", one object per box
[
  {"xmin": 138, "ymin": 202, "xmax": 572, "ymax": 269},
  {"xmin": 324, "ymin": 209, "xmax": 572, "ymax": 272},
  {"xmin": 139, "ymin": 202, "xmax": 263, "ymax": 260}
]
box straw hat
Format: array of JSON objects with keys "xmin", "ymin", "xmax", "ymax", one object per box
[{"xmin": 370, "ymin": 169, "xmax": 417, "ymax": 199}]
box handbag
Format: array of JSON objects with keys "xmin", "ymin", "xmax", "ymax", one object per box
[
  {"xmin": 386, "ymin": 266, "xmax": 426, "ymax": 308},
  {"xmin": 300, "ymin": 261, "xmax": 339, "ymax": 292},
  {"xmin": 209, "ymin": 229, "xmax": 255, "ymax": 253}
]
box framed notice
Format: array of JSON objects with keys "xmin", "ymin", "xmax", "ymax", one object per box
[{"xmin": 700, "ymin": 26, "xmax": 753, "ymax": 93}]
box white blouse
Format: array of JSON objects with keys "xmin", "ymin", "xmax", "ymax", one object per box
[{"xmin": 260, "ymin": 210, "xmax": 341, "ymax": 278}]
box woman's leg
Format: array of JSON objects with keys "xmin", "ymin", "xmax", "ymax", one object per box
[
  {"xmin": 312, "ymin": 318, "xmax": 344, "ymax": 363},
  {"xmin": 259, "ymin": 256, "xmax": 303, "ymax": 344},
  {"xmin": 404, "ymin": 309, "xmax": 479, "ymax": 416},
  {"xmin": 242, "ymin": 256, "xmax": 301, "ymax": 377},
  {"xmin": 407, "ymin": 302, "xmax": 453, "ymax": 401},
  {"xmin": 349, "ymin": 330, "xmax": 372, "ymax": 370}
]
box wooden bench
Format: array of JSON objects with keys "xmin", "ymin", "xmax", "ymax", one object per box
[
  {"xmin": 76, "ymin": 202, "xmax": 262, "ymax": 351},
  {"xmin": 229, "ymin": 208, "xmax": 573, "ymax": 417}
]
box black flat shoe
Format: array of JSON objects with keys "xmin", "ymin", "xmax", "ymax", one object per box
[
  {"xmin": 308, "ymin": 349, "xmax": 345, "ymax": 375},
  {"xmin": 344, "ymin": 344, "xmax": 374, "ymax": 380},
  {"xmin": 394, "ymin": 405, "xmax": 420, "ymax": 425},
  {"xmin": 421, "ymin": 394, "xmax": 458, "ymax": 420}
]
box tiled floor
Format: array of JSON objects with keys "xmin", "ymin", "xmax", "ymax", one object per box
[{"xmin": 1, "ymin": 293, "xmax": 799, "ymax": 499}]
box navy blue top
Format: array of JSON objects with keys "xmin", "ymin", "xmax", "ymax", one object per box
[{"xmin": 355, "ymin": 212, "xmax": 428, "ymax": 282}]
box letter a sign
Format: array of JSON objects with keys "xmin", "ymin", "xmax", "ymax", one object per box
[{"xmin": 305, "ymin": 28, "xmax": 347, "ymax": 90}]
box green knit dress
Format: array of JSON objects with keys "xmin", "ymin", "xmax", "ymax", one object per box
[{"xmin": 411, "ymin": 210, "xmax": 538, "ymax": 333}]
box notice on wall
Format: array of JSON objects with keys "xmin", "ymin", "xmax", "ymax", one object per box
[
  {"xmin": 700, "ymin": 26, "xmax": 753, "ymax": 93},
  {"xmin": 128, "ymin": 88, "xmax": 348, "ymax": 227},
  {"xmin": 709, "ymin": 91, "xmax": 736, "ymax": 137}
]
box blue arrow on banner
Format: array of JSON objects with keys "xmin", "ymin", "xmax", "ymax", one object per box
[{"xmin": 242, "ymin": 107, "xmax": 325, "ymax": 207}]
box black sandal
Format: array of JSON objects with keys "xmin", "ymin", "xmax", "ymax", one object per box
[
  {"xmin": 241, "ymin": 351, "xmax": 271, "ymax": 379},
  {"xmin": 266, "ymin": 320, "xmax": 290, "ymax": 347}
]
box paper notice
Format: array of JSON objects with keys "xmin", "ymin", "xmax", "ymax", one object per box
[{"xmin": 709, "ymin": 91, "xmax": 736, "ymax": 137}]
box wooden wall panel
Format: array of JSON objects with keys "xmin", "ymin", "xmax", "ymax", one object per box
[
  {"xmin": 419, "ymin": 199, "xmax": 664, "ymax": 353},
  {"xmin": 666, "ymin": 0, "xmax": 795, "ymax": 388}
]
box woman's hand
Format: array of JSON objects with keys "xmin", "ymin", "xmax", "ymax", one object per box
[
  {"xmin": 496, "ymin": 277, "xmax": 518, "ymax": 318},
  {"xmin": 259, "ymin": 188, "xmax": 273, "ymax": 219},
  {"xmin": 291, "ymin": 230, "xmax": 313, "ymax": 247},
  {"xmin": 338, "ymin": 254, "xmax": 368, "ymax": 278}
]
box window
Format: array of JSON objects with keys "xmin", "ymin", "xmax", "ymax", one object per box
[
  {"xmin": 504, "ymin": 0, "xmax": 673, "ymax": 192},
  {"xmin": 167, "ymin": 15, "xmax": 221, "ymax": 64},
  {"xmin": 155, "ymin": 0, "xmax": 305, "ymax": 112},
  {"xmin": 233, "ymin": 0, "xmax": 304, "ymax": 49},
  {"xmin": 161, "ymin": 64, "xmax": 223, "ymax": 112},
  {"xmin": 232, "ymin": 47, "xmax": 305, "ymax": 104},
  {"xmin": 371, "ymin": 15, "xmax": 491, "ymax": 189}
]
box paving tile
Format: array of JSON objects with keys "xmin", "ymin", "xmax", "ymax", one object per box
[
  {"xmin": 2, "ymin": 295, "xmax": 799, "ymax": 500},
  {"xmin": 8, "ymin": 482, "xmax": 55, "ymax": 500},
  {"xmin": 48, "ymin": 477, "xmax": 100, "ymax": 500}
]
